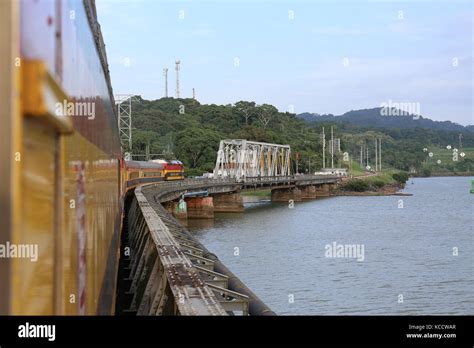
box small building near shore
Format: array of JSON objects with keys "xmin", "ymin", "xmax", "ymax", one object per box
[{"xmin": 315, "ymin": 168, "xmax": 348, "ymax": 177}]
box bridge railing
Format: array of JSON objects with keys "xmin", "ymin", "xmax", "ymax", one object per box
[
  {"xmin": 120, "ymin": 186, "xmax": 230, "ymax": 315},
  {"xmin": 224, "ymin": 174, "xmax": 339, "ymax": 184},
  {"xmin": 141, "ymin": 174, "xmax": 339, "ymax": 195}
]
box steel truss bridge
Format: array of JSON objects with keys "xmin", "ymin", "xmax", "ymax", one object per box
[{"xmin": 214, "ymin": 139, "xmax": 292, "ymax": 180}]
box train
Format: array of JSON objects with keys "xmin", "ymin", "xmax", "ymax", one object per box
[
  {"xmin": 124, "ymin": 160, "xmax": 184, "ymax": 190},
  {"xmin": 0, "ymin": 0, "xmax": 180, "ymax": 315}
]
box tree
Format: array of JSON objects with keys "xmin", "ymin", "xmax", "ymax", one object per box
[
  {"xmin": 234, "ymin": 101, "xmax": 256, "ymax": 125},
  {"xmin": 257, "ymin": 104, "xmax": 278, "ymax": 128},
  {"xmin": 175, "ymin": 127, "xmax": 220, "ymax": 169}
]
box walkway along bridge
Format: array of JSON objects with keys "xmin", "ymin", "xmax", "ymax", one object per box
[{"xmin": 116, "ymin": 174, "xmax": 340, "ymax": 316}]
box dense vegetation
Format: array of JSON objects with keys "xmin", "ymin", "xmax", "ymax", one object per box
[
  {"xmin": 128, "ymin": 97, "xmax": 474, "ymax": 177},
  {"xmin": 392, "ymin": 172, "xmax": 409, "ymax": 184},
  {"xmin": 298, "ymin": 108, "xmax": 473, "ymax": 133},
  {"xmin": 341, "ymin": 179, "xmax": 370, "ymax": 192}
]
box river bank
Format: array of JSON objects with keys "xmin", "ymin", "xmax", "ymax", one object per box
[
  {"xmin": 240, "ymin": 180, "xmax": 409, "ymax": 201},
  {"xmin": 332, "ymin": 183, "xmax": 411, "ymax": 196}
]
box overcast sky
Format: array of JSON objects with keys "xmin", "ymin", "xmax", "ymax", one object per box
[{"xmin": 96, "ymin": 0, "xmax": 473, "ymax": 125}]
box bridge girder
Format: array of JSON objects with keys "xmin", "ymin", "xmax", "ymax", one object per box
[{"xmin": 214, "ymin": 139, "xmax": 292, "ymax": 180}]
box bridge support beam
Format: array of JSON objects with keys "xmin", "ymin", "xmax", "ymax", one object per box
[
  {"xmin": 213, "ymin": 193, "xmax": 244, "ymax": 213},
  {"xmin": 185, "ymin": 197, "xmax": 214, "ymax": 219},
  {"xmin": 164, "ymin": 200, "xmax": 187, "ymax": 220},
  {"xmin": 314, "ymin": 184, "xmax": 330, "ymax": 197},
  {"xmin": 271, "ymin": 187, "xmax": 302, "ymax": 202},
  {"xmin": 300, "ymin": 185, "xmax": 317, "ymax": 199}
]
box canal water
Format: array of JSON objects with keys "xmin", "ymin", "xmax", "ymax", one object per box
[{"xmin": 187, "ymin": 176, "xmax": 474, "ymax": 315}]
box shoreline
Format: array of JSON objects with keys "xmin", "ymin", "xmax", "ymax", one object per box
[
  {"xmin": 241, "ymin": 183, "xmax": 411, "ymax": 202},
  {"xmin": 333, "ymin": 183, "xmax": 410, "ymax": 197},
  {"xmin": 413, "ymin": 173, "xmax": 474, "ymax": 178}
]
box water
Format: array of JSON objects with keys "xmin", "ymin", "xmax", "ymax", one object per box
[{"xmin": 187, "ymin": 177, "xmax": 474, "ymax": 315}]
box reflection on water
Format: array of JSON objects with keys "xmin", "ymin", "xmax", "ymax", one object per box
[
  {"xmin": 187, "ymin": 177, "xmax": 474, "ymax": 315},
  {"xmin": 185, "ymin": 218, "xmax": 214, "ymax": 229}
]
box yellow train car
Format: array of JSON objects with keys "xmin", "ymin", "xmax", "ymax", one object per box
[
  {"xmin": 0, "ymin": 0, "xmax": 121, "ymax": 315},
  {"xmin": 124, "ymin": 160, "xmax": 165, "ymax": 191}
]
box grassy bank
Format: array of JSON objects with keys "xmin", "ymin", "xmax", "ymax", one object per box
[{"xmin": 341, "ymin": 170, "xmax": 408, "ymax": 193}]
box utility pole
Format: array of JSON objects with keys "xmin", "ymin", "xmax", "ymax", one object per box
[
  {"xmin": 350, "ymin": 157, "xmax": 353, "ymax": 178},
  {"xmin": 331, "ymin": 126, "xmax": 334, "ymax": 168},
  {"xmin": 375, "ymin": 139, "xmax": 378, "ymax": 171},
  {"xmin": 296, "ymin": 153, "xmax": 299, "ymax": 175},
  {"xmin": 360, "ymin": 146, "xmax": 363, "ymax": 167},
  {"xmin": 379, "ymin": 138, "xmax": 382, "ymax": 171},
  {"xmin": 192, "ymin": 87, "xmax": 195, "ymax": 100},
  {"xmin": 175, "ymin": 60, "xmax": 181, "ymax": 98},
  {"xmin": 163, "ymin": 68, "xmax": 168, "ymax": 97},
  {"xmin": 366, "ymin": 146, "xmax": 369, "ymax": 168},
  {"xmin": 322, "ymin": 127, "xmax": 326, "ymax": 169}
]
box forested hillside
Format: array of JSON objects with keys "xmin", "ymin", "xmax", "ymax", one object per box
[
  {"xmin": 129, "ymin": 97, "xmax": 474, "ymax": 176},
  {"xmin": 298, "ymin": 108, "xmax": 473, "ymax": 133}
]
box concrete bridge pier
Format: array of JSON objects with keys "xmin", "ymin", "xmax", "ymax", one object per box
[
  {"xmin": 164, "ymin": 200, "xmax": 188, "ymax": 220},
  {"xmin": 314, "ymin": 183, "xmax": 331, "ymax": 197},
  {"xmin": 185, "ymin": 196, "xmax": 214, "ymax": 219},
  {"xmin": 271, "ymin": 187, "xmax": 302, "ymax": 202},
  {"xmin": 213, "ymin": 193, "xmax": 244, "ymax": 213},
  {"xmin": 301, "ymin": 185, "xmax": 317, "ymax": 199}
]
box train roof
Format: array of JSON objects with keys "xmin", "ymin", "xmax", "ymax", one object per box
[
  {"xmin": 149, "ymin": 159, "xmax": 183, "ymax": 165},
  {"xmin": 126, "ymin": 160, "xmax": 164, "ymax": 170}
]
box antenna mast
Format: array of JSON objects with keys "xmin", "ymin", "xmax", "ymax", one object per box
[
  {"xmin": 322, "ymin": 127, "xmax": 326, "ymax": 169},
  {"xmin": 175, "ymin": 60, "xmax": 181, "ymax": 98},
  {"xmin": 163, "ymin": 68, "xmax": 168, "ymax": 97},
  {"xmin": 331, "ymin": 126, "xmax": 334, "ymax": 168}
]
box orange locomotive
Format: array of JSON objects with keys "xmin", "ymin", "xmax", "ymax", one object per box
[{"xmin": 149, "ymin": 159, "xmax": 185, "ymax": 181}]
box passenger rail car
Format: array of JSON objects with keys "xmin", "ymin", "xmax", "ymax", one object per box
[
  {"xmin": 125, "ymin": 160, "xmax": 165, "ymax": 190},
  {"xmin": 0, "ymin": 0, "xmax": 186, "ymax": 316},
  {"xmin": 1, "ymin": 0, "xmax": 121, "ymax": 315}
]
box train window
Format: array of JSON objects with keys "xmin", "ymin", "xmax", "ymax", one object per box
[
  {"xmin": 143, "ymin": 172, "xmax": 162, "ymax": 177},
  {"xmin": 129, "ymin": 172, "xmax": 139, "ymax": 179}
]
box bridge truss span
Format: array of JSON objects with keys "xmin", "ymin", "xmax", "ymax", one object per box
[{"xmin": 214, "ymin": 139, "xmax": 291, "ymax": 180}]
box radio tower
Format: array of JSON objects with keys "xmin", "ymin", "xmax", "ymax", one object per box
[
  {"xmin": 175, "ymin": 60, "xmax": 181, "ymax": 98},
  {"xmin": 163, "ymin": 68, "xmax": 168, "ymax": 97}
]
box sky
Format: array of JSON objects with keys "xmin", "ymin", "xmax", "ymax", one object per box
[{"xmin": 96, "ymin": 0, "xmax": 473, "ymax": 125}]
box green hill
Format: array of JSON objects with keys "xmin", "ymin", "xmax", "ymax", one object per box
[
  {"xmin": 297, "ymin": 108, "xmax": 473, "ymax": 133},
  {"xmin": 128, "ymin": 97, "xmax": 474, "ymax": 177}
]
